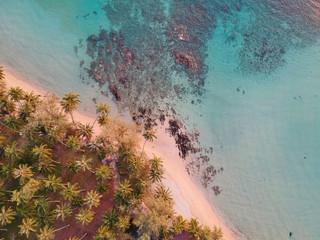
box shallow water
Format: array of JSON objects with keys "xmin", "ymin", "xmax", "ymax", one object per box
[{"xmin": 1, "ymin": 0, "xmax": 320, "ymax": 239}]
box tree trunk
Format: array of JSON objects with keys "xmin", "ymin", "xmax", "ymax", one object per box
[
  {"xmin": 79, "ymin": 232, "xmax": 87, "ymax": 240},
  {"xmin": 140, "ymin": 139, "xmax": 147, "ymax": 157},
  {"xmin": 53, "ymin": 224, "xmax": 70, "ymax": 232},
  {"xmin": 70, "ymin": 113, "xmax": 75, "ymax": 125}
]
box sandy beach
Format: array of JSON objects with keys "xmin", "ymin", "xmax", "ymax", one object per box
[{"xmin": 2, "ymin": 66, "xmax": 239, "ymax": 240}]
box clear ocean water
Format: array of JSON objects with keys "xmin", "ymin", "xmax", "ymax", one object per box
[{"xmin": 1, "ymin": 1, "xmax": 320, "ymax": 239}]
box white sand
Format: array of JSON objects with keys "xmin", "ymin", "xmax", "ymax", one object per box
[{"xmin": 2, "ymin": 66, "xmax": 239, "ymax": 240}]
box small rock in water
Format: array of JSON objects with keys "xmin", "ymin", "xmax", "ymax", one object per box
[{"xmin": 195, "ymin": 131, "xmax": 199, "ymax": 136}]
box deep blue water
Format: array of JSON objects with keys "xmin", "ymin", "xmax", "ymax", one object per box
[{"xmin": 1, "ymin": 1, "xmax": 320, "ymax": 239}]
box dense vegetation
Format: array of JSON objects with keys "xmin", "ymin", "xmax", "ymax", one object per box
[{"xmin": 0, "ymin": 66, "xmax": 223, "ymax": 240}]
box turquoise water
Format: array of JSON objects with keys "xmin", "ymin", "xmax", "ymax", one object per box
[{"xmin": 1, "ymin": 1, "xmax": 320, "ymax": 239}]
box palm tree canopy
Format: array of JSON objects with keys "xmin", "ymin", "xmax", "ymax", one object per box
[
  {"xmin": 0, "ymin": 206, "xmax": 16, "ymax": 226},
  {"xmin": 54, "ymin": 203, "xmax": 72, "ymax": 221},
  {"xmin": 96, "ymin": 102, "xmax": 110, "ymax": 115},
  {"xmin": 18, "ymin": 217, "xmax": 38, "ymax": 238},
  {"xmin": 102, "ymin": 208, "xmax": 119, "ymax": 228},
  {"xmin": 60, "ymin": 91, "xmax": 81, "ymax": 114},
  {"xmin": 84, "ymin": 190, "xmax": 102, "ymax": 209},
  {"xmin": 96, "ymin": 165, "xmax": 113, "ymax": 181},
  {"xmin": 75, "ymin": 155, "xmax": 92, "ymax": 172},
  {"xmin": 44, "ymin": 174, "xmax": 62, "ymax": 192},
  {"xmin": 75, "ymin": 208, "xmax": 94, "ymax": 226},
  {"xmin": 37, "ymin": 225, "xmax": 55, "ymax": 240},
  {"xmin": 13, "ymin": 164, "xmax": 34, "ymax": 184},
  {"xmin": 8, "ymin": 87, "xmax": 24, "ymax": 101},
  {"xmin": 32, "ymin": 143, "xmax": 52, "ymax": 160},
  {"xmin": 61, "ymin": 182, "xmax": 80, "ymax": 202},
  {"xmin": 143, "ymin": 129, "xmax": 157, "ymax": 142}
]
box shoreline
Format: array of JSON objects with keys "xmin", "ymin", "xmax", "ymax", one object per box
[{"xmin": 2, "ymin": 65, "xmax": 239, "ymax": 240}]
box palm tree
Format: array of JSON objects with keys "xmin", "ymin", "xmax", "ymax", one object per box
[
  {"xmin": 93, "ymin": 102, "xmax": 110, "ymax": 127},
  {"xmin": 3, "ymin": 115, "xmax": 20, "ymax": 130},
  {"xmin": 19, "ymin": 91, "xmax": 40, "ymax": 119},
  {"xmin": 187, "ymin": 218, "xmax": 201, "ymax": 239},
  {"xmin": 4, "ymin": 141, "xmax": 21, "ymax": 160},
  {"xmin": 60, "ymin": 182, "xmax": 80, "ymax": 202},
  {"xmin": 84, "ymin": 190, "xmax": 102, "ymax": 209},
  {"xmin": 141, "ymin": 129, "xmax": 157, "ymax": 156},
  {"xmin": 37, "ymin": 225, "xmax": 55, "ymax": 240},
  {"xmin": 75, "ymin": 155, "xmax": 93, "ymax": 173},
  {"xmin": 32, "ymin": 144, "xmax": 56, "ymax": 172},
  {"xmin": 0, "ymin": 206, "xmax": 16, "ymax": 226},
  {"xmin": 8, "ymin": 87, "xmax": 24, "ymax": 102},
  {"xmin": 155, "ymin": 185, "xmax": 172, "ymax": 202},
  {"xmin": 98, "ymin": 114, "xmax": 109, "ymax": 127},
  {"xmin": 94, "ymin": 225, "xmax": 115, "ymax": 240},
  {"xmin": 86, "ymin": 140, "xmax": 102, "ymax": 154},
  {"xmin": 96, "ymin": 165, "xmax": 113, "ymax": 181},
  {"xmin": 149, "ymin": 156, "xmax": 164, "ymax": 183},
  {"xmin": 102, "ymin": 209, "xmax": 119, "ymax": 228},
  {"xmin": 172, "ymin": 215, "xmax": 186, "ymax": 235},
  {"xmin": 12, "ymin": 164, "xmax": 34, "ymax": 184},
  {"xmin": 37, "ymin": 158, "xmax": 56, "ymax": 173},
  {"xmin": 0, "ymin": 66, "xmax": 5, "ymax": 87},
  {"xmin": 116, "ymin": 215, "xmax": 130, "ymax": 233},
  {"xmin": 60, "ymin": 91, "xmax": 81, "ymax": 124},
  {"xmin": 78, "ymin": 123, "xmax": 93, "ymax": 142},
  {"xmin": 18, "ymin": 217, "xmax": 38, "ymax": 238},
  {"xmin": 116, "ymin": 179, "xmax": 133, "ymax": 200},
  {"xmin": 66, "ymin": 135, "xmax": 82, "ymax": 152},
  {"xmin": 54, "ymin": 203, "xmax": 72, "ymax": 221},
  {"xmin": 0, "ymin": 96, "xmax": 15, "ymax": 114},
  {"xmin": 32, "ymin": 144, "xmax": 52, "ymax": 161},
  {"xmin": 44, "ymin": 174, "xmax": 62, "ymax": 192},
  {"xmin": 75, "ymin": 208, "xmax": 94, "ymax": 226}
]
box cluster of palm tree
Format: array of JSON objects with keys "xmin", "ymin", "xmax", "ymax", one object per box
[{"xmin": 0, "ymin": 69, "xmax": 223, "ymax": 240}]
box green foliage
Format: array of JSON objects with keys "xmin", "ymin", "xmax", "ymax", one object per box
[
  {"xmin": 0, "ymin": 66, "xmax": 5, "ymax": 90},
  {"xmin": 78, "ymin": 123, "xmax": 93, "ymax": 141},
  {"xmin": 75, "ymin": 155, "xmax": 92, "ymax": 172},
  {"xmin": 20, "ymin": 178, "xmax": 42, "ymax": 202},
  {"xmin": 149, "ymin": 155, "xmax": 164, "ymax": 183},
  {"xmin": 44, "ymin": 174, "xmax": 62, "ymax": 192},
  {"xmin": 23, "ymin": 93, "xmax": 69, "ymax": 143},
  {"xmin": 4, "ymin": 141, "xmax": 22, "ymax": 160},
  {"xmin": 13, "ymin": 164, "xmax": 34, "ymax": 184},
  {"xmin": 37, "ymin": 225, "xmax": 55, "ymax": 240},
  {"xmin": 61, "ymin": 91, "xmax": 81, "ymax": 124},
  {"xmin": 84, "ymin": 190, "xmax": 102, "ymax": 209},
  {"xmin": 54, "ymin": 203, "xmax": 72, "ymax": 221},
  {"xmin": 60, "ymin": 91, "xmax": 81, "ymax": 113},
  {"xmin": 103, "ymin": 209, "xmax": 119, "ymax": 228},
  {"xmin": 116, "ymin": 215, "xmax": 130, "ymax": 233},
  {"xmin": 32, "ymin": 143, "xmax": 52, "ymax": 160},
  {"xmin": 100, "ymin": 117, "xmax": 142, "ymax": 150},
  {"xmin": 172, "ymin": 215, "xmax": 187, "ymax": 235},
  {"xmin": 96, "ymin": 165, "xmax": 113, "ymax": 181},
  {"xmin": 66, "ymin": 135, "xmax": 82, "ymax": 151},
  {"xmin": 18, "ymin": 217, "xmax": 38, "ymax": 238},
  {"xmin": 115, "ymin": 179, "xmax": 133, "ymax": 205},
  {"xmin": 133, "ymin": 196, "xmax": 175, "ymax": 239},
  {"xmin": 0, "ymin": 206, "xmax": 16, "ymax": 226},
  {"xmin": 75, "ymin": 208, "xmax": 94, "ymax": 226},
  {"xmin": 60, "ymin": 182, "xmax": 80, "ymax": 202},
  {"xmin": 8, "ymin": 86, "xmax": 25, "ymax": 101},
  {"xmin": 94, "ymin": 225, "xmax": 115, "ymax": 240},
  {"xmin": 155, "ymin": 185, "xmax": 173, "ymax": 203},
  {"xmin": 187, "ymin": 218, "xmax": 201, "ymax": 239}
]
